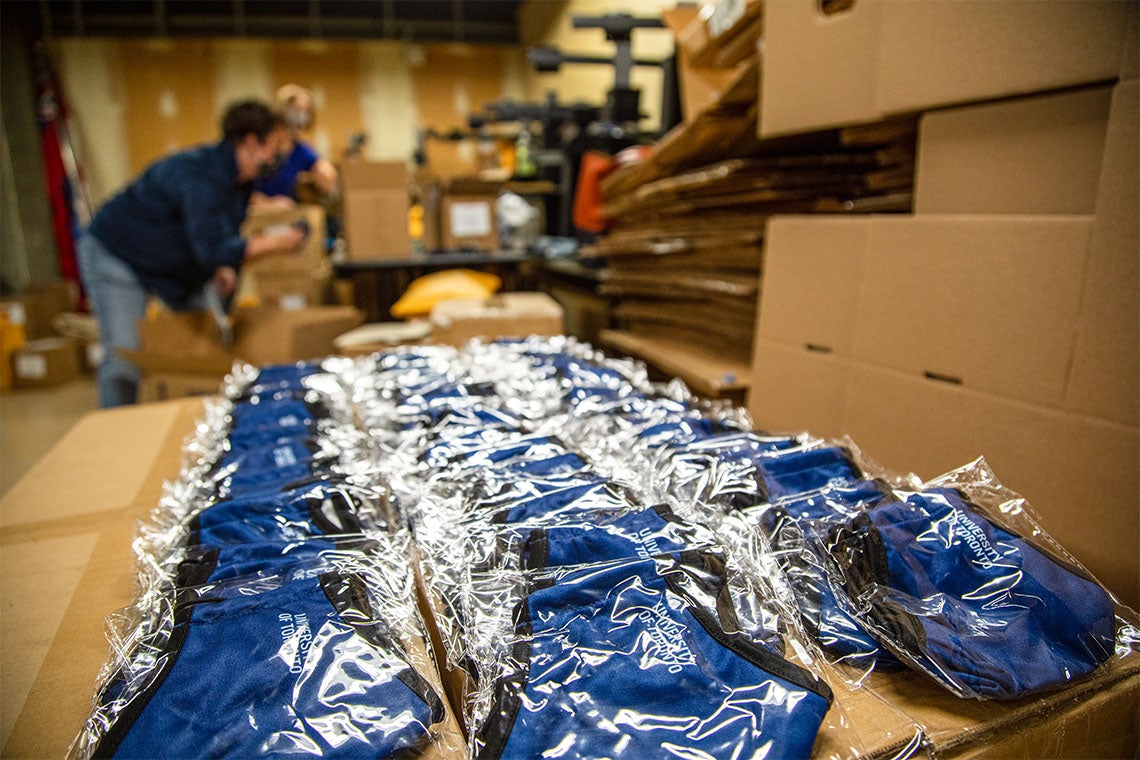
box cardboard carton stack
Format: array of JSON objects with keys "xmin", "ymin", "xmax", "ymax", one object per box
[
  {"xmin": 749, "ymin": 1, "xmax": 1139, "ymax": 611},
  {"xmin": 589, "ymin": 10, "xmax": 916, "ymax": 394}
]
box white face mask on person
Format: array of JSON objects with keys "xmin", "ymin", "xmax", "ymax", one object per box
[{"xmin": 284, "ymin": 108, "xmax": 310, "ymax": 130}]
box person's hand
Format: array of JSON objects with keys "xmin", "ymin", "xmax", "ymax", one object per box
[
  {"xmin": 250, "ymin": 192, "xmax": 296, "ymax": 211},
  {"xmin": 245, "ymin": 224, "xmax": 307, "ymax": 261},
  {"xmin": 275, "ymin": 225, "xmax": 307, "ymax": 255},
  {"xmin": 213, "ymin": 266, "xmax": 238, "ymax": 298}
]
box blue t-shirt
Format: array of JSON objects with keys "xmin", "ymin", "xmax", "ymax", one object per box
[
  {"xmin": 254, "ymin": 141, "xmax": 318, "ymax": 199},
  {"xmin": 87, "ymin": 141, "xmax": 250, "ymax": 307}
]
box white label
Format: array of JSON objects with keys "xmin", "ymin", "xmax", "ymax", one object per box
[
  {"xmin": 709, "ymin": 0, "xmax": 745, "ymax": 38},
  {"xmin": 449, "ymin": 201, "xmax": 492, "ymax": 237},
  {"xmin": 87, "ymin": 342, "xmax": 105, "ymax": 367},
  {"xmin": 16, "ymin": 353, "xmax": 47, "ymax": 379},
  {"xmin": 1, "ymin": 303, "xmax": 27, "ymax": 325},
  {"xmin": 279, "ymin": 293, "xmax": 308, "ymax": 311}
]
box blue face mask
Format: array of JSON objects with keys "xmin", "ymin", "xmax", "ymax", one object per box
[
  {"xmin": 828, "ymin": 487, "xmax": 1117, "ymax": 699},
  {"xmin": 512, "ymin": 504, "xmax": 717, "ymax": 571},
  {"xmin": 94, "ymin": 572, "xmax": 445, "ymax": 759},
  {"xmin": 190, "ymin": 485, "xmax": 370, "ymax": 545},
  {"xmin": 475, "ymin": 552, "xmax": 832, "ymax": 760},
  {"xmin": 752, "ymin": 481, "xmax": 903, "ymax": 670}
]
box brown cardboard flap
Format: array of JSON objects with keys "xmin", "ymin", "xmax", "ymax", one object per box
[
  {"xmin": 759, "ymin": 215, "xmax": 1099, "ymax": 409},
  {"xmin": 600, "ymin": 328, "xmax": 750, "ymax": 397},
  {"xmin": 915, "ymin": 85, "xmax": 1113, "ymax": 215},
  {"xmin": 1065, "ymin": 79, "xmax": 1139, "ymax": 427},
  {"xmin": 761, "ymin": 0, "xmax": 1131, "ymax": 138}
]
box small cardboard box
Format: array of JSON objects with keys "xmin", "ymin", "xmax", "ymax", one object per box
[
  {"xmin": 441, "ymin": 194, "xmax": 498, "ymax": 251},
  {"xmin": 6, "ymin": 280, "xmax": 79, "ymax": 340},
  {"xmin": 341, "ymin": 160, "xmax": 413, "ymax": 259},
  {"xmin": 429, "ymin": 292, "xmax": 563, "ymax": 346},
  {"xmin": 240, "ymin": 204, "xmax": 327, "ymax": 272},
  {"xmin": 12, "ymin": 337, "xmax": 82, "ymax": 388}
]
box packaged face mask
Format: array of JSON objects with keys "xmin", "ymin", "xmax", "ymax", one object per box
[{"xmin": 828, "ymin": 487, "xmax": 1117, "ymax": 699}]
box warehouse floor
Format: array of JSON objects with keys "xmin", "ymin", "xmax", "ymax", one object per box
[{"xmin": 0, "ymin": 378, "xmax": 98, "ymax": 497}]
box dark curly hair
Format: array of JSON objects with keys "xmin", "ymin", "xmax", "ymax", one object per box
[{"xmin": 220, "ymin": 100, "xmax": 284, "ymax": 143}]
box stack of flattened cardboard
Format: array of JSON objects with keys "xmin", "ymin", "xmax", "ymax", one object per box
[{"xmin": 589, "ymin": 50, "xmax": 916, "ymax": 378}]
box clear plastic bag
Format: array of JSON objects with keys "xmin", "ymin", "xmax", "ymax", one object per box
[
  {"xmin": 467, "ymin": 552, "xmax": 835, "ymax": 760},
  {"xmin": 72, "ymin": 538, "xmax": 451, "ymax": 760},
  {"xmin": 816, "ymin": 458, "xmax": 1139, "ymax": 700}
]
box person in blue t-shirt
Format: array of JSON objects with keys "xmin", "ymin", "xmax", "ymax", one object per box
[
  {"xmin": 77, "ymin": 100, "xmax": 307, "ymax": 408},
  {"xmin": 251, "ymin": 84, "xmax": 339, "ymax": 207}
]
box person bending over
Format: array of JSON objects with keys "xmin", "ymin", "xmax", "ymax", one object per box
[{"xmin": 78, "ymin": 99, "xmax": 305, "ymax": 407}]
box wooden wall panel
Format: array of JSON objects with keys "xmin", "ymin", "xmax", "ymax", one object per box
[{"xmin": 119, "ymin": 40, "xmax": 215, "ymax": 176}]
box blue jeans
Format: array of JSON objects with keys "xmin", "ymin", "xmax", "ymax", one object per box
[
  {"xmin": 77, "ymin": 234, "xmax": 213, "ymax": 407},
  {"xmin": 77, "ymin": 233, "xmax": 149, "ymax": 407}
]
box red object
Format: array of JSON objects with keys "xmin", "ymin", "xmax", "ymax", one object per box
[
  {"xmin": 573, "ymin": 151, "xmax": 619, "ymax": 234},
  {"xmin": 39, "ymin": 118, "xmax": 79, "ymax": 283}
]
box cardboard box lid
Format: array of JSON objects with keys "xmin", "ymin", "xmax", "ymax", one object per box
[
  {"xmin": 760, "ymin": 0, "xmax": 1132, "ymax": 137},
  {"xmin": 341, "ymin": 159, "xmax": 408, "ymax": 190}
]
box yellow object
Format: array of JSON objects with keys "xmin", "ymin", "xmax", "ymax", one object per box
[
  {"xmin": 0, "ymin": 310, "xmax": 28, "ymax": 393},
  {"xmin": 389, "ymin": 269, "xmax": 501, "ymax": 319},
  {"xmin": 408, "ymin": 204, "xmax": 424, "ymax": 241}
]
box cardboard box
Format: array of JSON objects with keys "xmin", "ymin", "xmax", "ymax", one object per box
[
  {"xmin": 755, "ymin": 214, "xmax": 1135, "ymax": 420},
  {"xmin": 915, "ymin": 84, "xmax": 1113, "ymax": 215},
  {"xmin": 2, "ymin": 280, "xmax": 79, "ymax": 340},
  {"xmin": 241, "ymin": 264, "xmax": 332, "ymax": 310},
  {"xmin": 240, "ymin": 204, "xmax": 327, "ymax": 272},
  {"xmin": 758, "ymin": 79, "xmax": 1139, "ymax": 425},
  {"xmin": 760, "ymin": 0, "xmax": 1135, "ymax": 137},
  {"xmin": 121, "ymin": 306, "xmax": 364, "ymax": 398},
  {"xmin": 429, "ymin": 292, "xmax": 562, "ymax": 346},
  {"xmin": 663, "ymin": 6, "xmax": 749, "ymax": 122},
  {"xmin": 12, "ymin": 337, "xmax": 82, "ymax": 388},
  {"xmin": 341, "ymin": 160, "xmax": 413, "ymax": 259},
  {"xmin": 0, "ymin": 305, "xmax": 27, "ymax": 393},
  {"xmin": 748, "ymin": 339, "xmax": 1139, "ymax": 610},
  {"xmin": 751, "ymin": 82, "xmax": 1139, "ymax": 607},
  {"xmin": 441, "ymin": 194, "xmax": 498, "ymax": 251}
]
